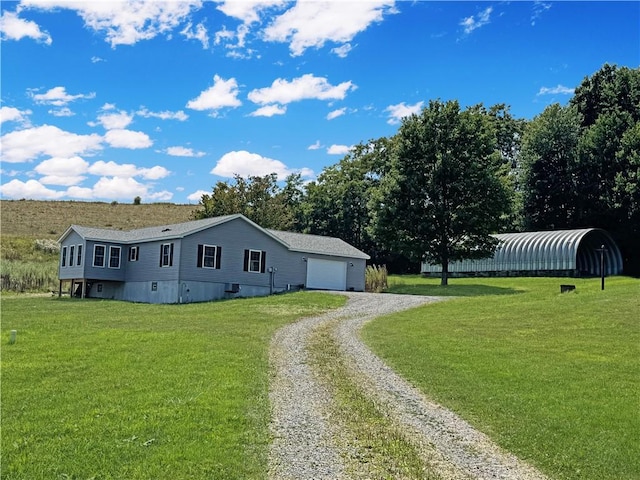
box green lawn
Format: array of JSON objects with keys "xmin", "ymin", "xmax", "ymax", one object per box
[
  {"xmin": 1, "ymin": 292, "xmax": 345, "ymax": 480},
  {"xmin": 363, "ymin": 276, "xmax": 640, "ymax": 480}
]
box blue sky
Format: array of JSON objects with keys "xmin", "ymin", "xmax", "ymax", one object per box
[{"xmin": 1, "ymin": 1, "xmax": 638, "ymax": 204}]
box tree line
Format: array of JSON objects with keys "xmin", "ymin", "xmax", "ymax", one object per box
[{"xmin": 194, "ymin": 64, "xmax": 640, "ymax": 281}]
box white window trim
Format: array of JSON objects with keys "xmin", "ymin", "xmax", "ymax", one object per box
[
  {"xmin": 109, "ymin": 246, "xmax": 121, "ymax": 269},
  {"xmin": 161, "ymin": 243, "xmax": 172, "ymax": 267},
  {"xmin": 61, "ymin": 246, "xmax": 67, "ymax": 267},
  {"xmin": 129, "ymin": 246, "xmax": 138, "ymax": 262},
  {"xmin": 69, "ymin": 245, "xmax": 75, "ymax": 267},
  {"xmin": 248, "ymin": 249, "xmax": 262, "ymax": 273},
  {"xmin": 93, "ymin": 244, "xmax": 106, "ymax": 268},
  {"xmin": 202, "ymin": 244, "xmax": 217, "ymax": 269},
  {"xmin": 77, "ymin": 244, "xmax": 83, "ymax": 266}
]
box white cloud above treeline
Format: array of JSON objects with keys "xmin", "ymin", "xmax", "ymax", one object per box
[
  {"xmin": 537, "ymin": 84, "xmax": 574, "ymax": 95},
  {"xmin": 210, "ymin": 150, "xmax": 313, "ymax": 180},
  {"xmin": 186, "ymin": 75, "xmax": 242, "ymax": 115},
  {"xmin": 385, "ymin": 101, "xmax": 424, "ymax": 125}
]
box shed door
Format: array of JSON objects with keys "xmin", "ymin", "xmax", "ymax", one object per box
[{"xmin": 306, "ymin": 258, "xmax": 347, "ymax": 291}]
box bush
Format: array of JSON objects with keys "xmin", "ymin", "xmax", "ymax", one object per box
[{"xmin": 365, "ymin": 264, "xmax": 388, "ymax": 293}]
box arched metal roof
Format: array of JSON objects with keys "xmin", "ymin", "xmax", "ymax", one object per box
[{"xmin": 421, "ymin": 228, "xmax": 623, "ymax": 276}]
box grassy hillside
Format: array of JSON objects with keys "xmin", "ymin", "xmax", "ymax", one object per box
[{"xmin": 0, "ymin": 200, "xmax": 200, "ymax": 239}]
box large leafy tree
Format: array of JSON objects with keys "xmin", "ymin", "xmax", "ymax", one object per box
[
  {"xmin": 519, "ymin": 103, "xmax": 582, "ymax": 230},
  {"xmin": 303, "ymin": 138, "xmax": 390, "ymax": 255},
  {"xmin": 371, "ymin": 100, "xmax": 512, "ymax": 285}
]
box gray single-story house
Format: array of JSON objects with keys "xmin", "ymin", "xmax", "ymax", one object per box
[
  {"xmin": 57, "ymin": 214, "xmax": 370, "ymax": 303},
  {"xmin": 421, "ymin": 228, "xmax": 623, "ymax": 277}
]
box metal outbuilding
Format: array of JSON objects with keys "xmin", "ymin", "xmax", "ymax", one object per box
[{"xmin": 421, "ymin": 228, "xmax": 623, "ymax": 277}]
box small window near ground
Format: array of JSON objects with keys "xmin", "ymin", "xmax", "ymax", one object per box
[
  {"xmin": 129, "ymin": 246, "xmax": 139, "ymax": 261},
  {"xmin": 93, "ymin": 245, "xmax": 105, "ymax": 267},
  {"xmin": 61, "ymin": 246, "xmax": 67, "ymax": 267},
  {"xmin": 69, "ymin": 245, "xmax": 75, "ymax": 267},
  {"xmin": 77, "ymin": 245, "xmax": 83, "ymax": 266},
  {"xmin": 109, "ymin": 246, "xmax": 121, "ymax": 269}
]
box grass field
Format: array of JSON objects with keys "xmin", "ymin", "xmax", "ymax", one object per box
[
  {"xmin": 0, "ymin": 200, "xmax": 199, "ymax": 239},
  {"xmin": 1, "ymin": 292, "xmax": 345, "ymax": 480},
  {"xmin": 363, "ymin": 276, "xmax": 640, "ymax": 480}
]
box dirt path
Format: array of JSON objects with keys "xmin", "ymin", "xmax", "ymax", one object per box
[{"xmin": 268, "ymin": 292, "xmax": 549, "ymax": 480}]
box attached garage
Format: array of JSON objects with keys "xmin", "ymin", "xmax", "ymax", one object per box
[{"xmin": 306, "ymin": 258, "xmax": 347, "ymax": 290}]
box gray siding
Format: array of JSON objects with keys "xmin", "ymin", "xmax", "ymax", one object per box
[
  {"xmin": 125, "ymin": 239, "xmax": 181, "ymax": 282},
  {"xmin": 58, "ymin": 231, "xmax": 85, "ymax": 279}
]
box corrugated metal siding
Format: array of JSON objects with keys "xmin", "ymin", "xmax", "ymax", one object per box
[{"xmin": 421, "ymin": 229, "xmax": 623, "ymax": 276}]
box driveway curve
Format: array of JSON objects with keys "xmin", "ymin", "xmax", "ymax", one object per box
[{"xmin": 268, "ymin": 292, "xmax": 548, "ymax": 480}]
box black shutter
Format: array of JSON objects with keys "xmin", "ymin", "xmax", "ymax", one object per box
[
  {"xmin": 216, "ymin": 246, "xmax": 222, "ymax": 269},
  {"xmin": 261, "ymin": 251, "xmax": 266, "ymax": 273},
  {"xmin": 243, "ymin": 249, "xmax": 249, "ymax": 271},
  {"xmin": 169, "ymin": 243, "xmax": 174, "ymax": 267},
  {"xmin": 159, "ymin": 245, "xmax": 163, "ymax": 267},
  {"xmin": 197, "ymin": 244, "xmax": 203, "ymax": 268}
]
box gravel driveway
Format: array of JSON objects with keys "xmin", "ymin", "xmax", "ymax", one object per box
[{"xmin": 268, "ymin": 292, "xmax": 549, "ymax": 480}]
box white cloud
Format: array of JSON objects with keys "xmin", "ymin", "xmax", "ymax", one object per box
[
  {"xmin": 531, "ymin": 1, "xmax": 552, "ymax": 26},
  {"xmin": 327, "ymin": 108, "xmax": 346, "ymax": 120},
  {"xmin": 91, "ymin": 56, "xmax": 105, "ymax": 63},
  {"xmin": 49, "ymin": 107, "xmax": 75, "ymax": 117},
  {"xmin": 104, "ymin": 129, "xmax": 152, "ymax": 149},
  {"xmin": 385, "ymin": 101, "xmax": 424, "ymax": 124},
  {"xmin": 20, "ymin": 0, "xmax": 203, "ymax": 48},
  {"xmin": 216, "ymin": 0, "xmax": 286, "ymax": 24},
  {"xmin": 249, "ymin": 104, "xmax": 287, "ymax": 117},
  {"xmin": 308, "ymin": 140, "xmax": 322, "ymax": 150},
  {"xmin": 187, "ymin": 189, "xmax": 209, "ymax": 202},
  {"xmin": 331, "ymin": 43, "xmax": 353, "ymax": 58},
  {"xmin": 460, "ymin": 6, "xmax": 493, "ymax": 35},
  {"xmin": 139, "ymin": 165, "xmax": 171, "ymax": 180},
  {"xmin": 166, "ymin": 146, "xmax": 206, "ymax": 157},
  {"xmin": 0, "ymin": 179, "xmax": 64, "ymax": 199},
  {"xmin": 211, "ymin": 150, "xmax": 313, "ymax": 180},
  {"xmin": 35, "ymin": 156, "xmax": 90, "ymax": 176},
  {"xmin": 0, "ymin": 10, "xmax": 51, "ymax": 45},
  {"xmin": 40, "ymin": 175, "xmax": 87, "ymax": 186},
  {"xmin": 327, "ymin": 144, "xmax": 352, "ymax": 155},
  {"xmin": 263, "ymin": 1, "xmax": 395, "ymax": 56},
  {"xmin": 186, "ymin": 74, "xmax": 242, "ymax": 115},
  {"xmin": 181, "ymin": 21, "xmax": 209, "ymax": 48},
  {"xmin": 137, "ymin": 107, "xmax": 188, "ymax": 121},
  {"xmin": 0, "ymin": 106, "xmax": 32, "ymax": 126},
  {"xmin": 30, "ymin": 86, "xmax": 95, "ymax": 106},
  {"xmin": 93, "ymin": 110, "xmax": 134, "ymax": 129},
  {"xmin": 537, "ymin": 84, "xmax": 575, "ymax": 96},
  {"xmin": 248, "ymin": 74, "xmax": 355, "ymax": 106},
  {"xmin": 0, "ymin": 125, "xmax": 103, "ymax": 163},
  {"xmin": 91, "ymin": 176, "xmax": 151, "ymax": 200}
]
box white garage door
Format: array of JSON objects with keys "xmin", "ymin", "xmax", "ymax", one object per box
[{"xmin": 306, "ymin": 258, "xmax": 347, "ymax": 291}]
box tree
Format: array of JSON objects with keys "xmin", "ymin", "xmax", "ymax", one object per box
[
  {"xmin": 303, "ymin": 138, "xmax": 390, "ymax": 256},
  {"xmin": 519, "ymin": 103, "xmax": 582, "ymax": 230},
  {"xmin": 194, "ymin": 173, "xmax": 295, "ymax": 230},
  {"xmin": 371, "ymin": 100, "xmax": 512, "ymax": 285}
]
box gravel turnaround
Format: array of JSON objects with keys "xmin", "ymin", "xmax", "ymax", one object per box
[{"xmin": 268, "ymin": 292, "xmax": 549, "ymax": 480}]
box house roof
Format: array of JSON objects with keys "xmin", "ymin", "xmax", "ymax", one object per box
[
  {"xmin": 59, "ymin": 214, "xmax": 370, "ymax": 260},
  {"xmin": 268, "ymin": 229, "xmax": 370, "ymax": 259}
]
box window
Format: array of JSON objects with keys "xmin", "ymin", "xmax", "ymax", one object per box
[
  {"xmin": 244, "ymin": 249, "xmax": 266, "ymax": 273},
  {"xmin": 93, "ymin": 245, "xmax": 106, "ymax": 267},
  {"xmin": 61, "ymin": 246, "xmax": 67, "ymax": 267},
  {"xmin": 69, "ymin": 245, "xmax": 75, "ymax": 267},
  {"xmin": 129, "ymin": 246, "xmax": 139, "ymax": 262},
  {"xmin": 109, "ymin": 246, "xmax": 121, "ymax": 269},
  {"xmin": 197, "ymin": 244, "xmax": 221, "ymax": 269},
  {"xmin": 160, "ymin": 243, "xmax": 173, "ymax": 267},
  {"xmin": 77, "ymin": 245, "xmax": 82, "ymax": 266}
]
